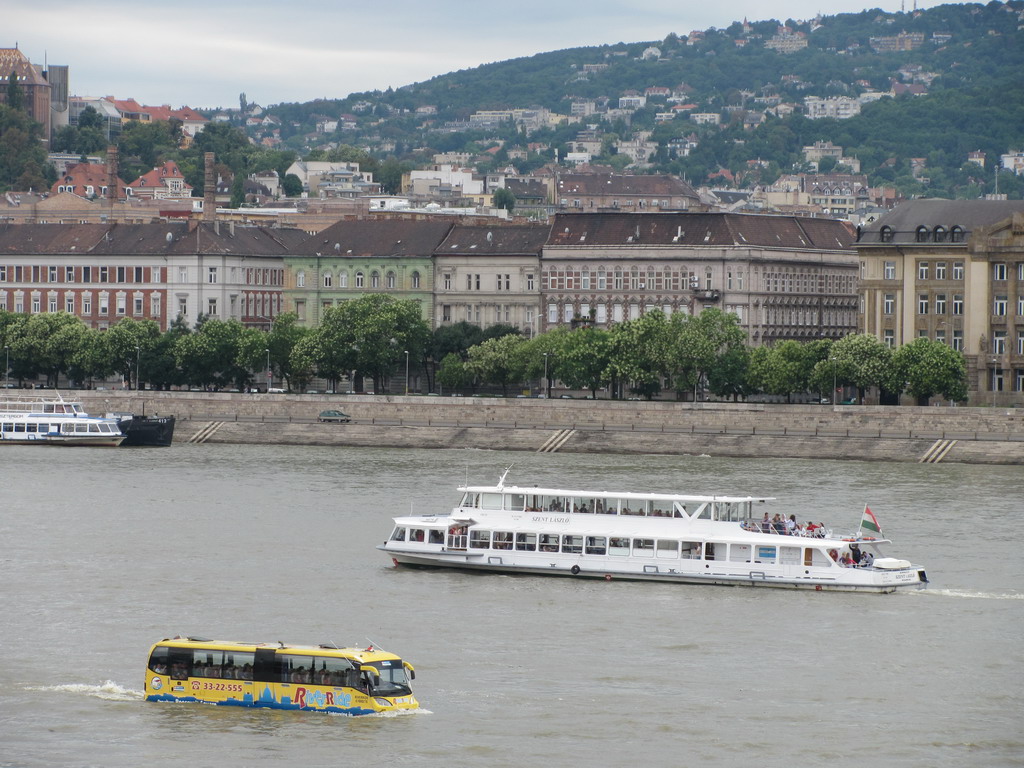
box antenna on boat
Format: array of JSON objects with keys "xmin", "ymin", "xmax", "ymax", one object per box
[{"xmin": 497, "ymin": 463, "xmax": 514, "ymax": 489}]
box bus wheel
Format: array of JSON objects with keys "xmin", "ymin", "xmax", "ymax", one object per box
[{"xmin": 570, "ymin": 565, "xmax": 580, "ymax": 575}]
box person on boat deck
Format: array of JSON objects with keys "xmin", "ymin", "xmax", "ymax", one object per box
[
  {"xmin": 815, "ymin": 523, "xmax": 827, "ymax": 538},
  {"xmin": 839, "ymin": 551, "xmax": 855, "ymax": 567},
  {"xmin": 828, "ymin": 548, "xmax": 839, "ymax": 562},
  {"xmin": 850, "ymin": 543, "xmax": 862, "ymax": 564},
  {"xmin": 860, "ymin": 551, "xmax": 875, "ymax": 568},
  {"xmin": 786, "ymin": 514, "xmax": 797, "ymax": 535},
  {"xmin": 772, "ymin": 514, "xmax": 785, "ymax": 534},
  {"xmin": 761, "ymin": 512, "xmax": 772, "ymax": 533}
]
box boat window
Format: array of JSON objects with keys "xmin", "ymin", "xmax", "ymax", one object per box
[
  {"xmin": 691, "ymin": 503, "xmax": 711, "ymax": 520},
  {"xmin": 609, "ymin": 537, "xmax": 630, "ymax": 556},
  {"xmin": 807, "ymin": 548, "xmax": 832, "ymax": 567},
  {"xmin": 594, "ymin": 498, "xmax": 610, "ymax": 514},
  {"xmin": 539, "ymin": 534, "xmax": 559, "ymax": 552},
  {"xmin": 15, "ymin": 423, "xmax": 26, "ymax": 432},
  {"xmin": 480, "ymin": 493, "xmax": 503, "ymax": 510},
  {"xmin": 493, "ymin": 531, "xmax": 513, "ymax": 550},
  {"xmin": 779, "ymin": 546, "xmax": 801, "ymax": 565},
  {"xmin": 409, "ymin": 528, "xmax": 425, "ymax": 542},
  {"xmin": 1, "ymin": 423, "xmax": 10, "ymax": 431},
  {"xmin": 515, "ymin": 532, "xmax": 537, "ymax": 551},
  {"xmin": 651, "ymin": 505, "xmax": 671, "ymax": 518},
  {"xmin": 428, "ymin": 529, "xmax": 445, "ymax": 544},
  {"xmin": 540, "ymin": 495, "xmax": 564, "ymax": 512},
  {"xmin": 469, "ymin": 530, "xmax": 491, "ymax": 548},
  {"xmin": 585, "ymin": 536, "xmax": 607, "ymax": 555},
  {"xmin": 656, "ymin": 540, "xmax": 679, "ymax": 558},
  {"xmin": 389, "ymin": 527, "xmax": 406, "ymax": 542},
  {"xmin": 632, "ymin": 538, "xmax": 654, "ymax": 557},
  {"xmin": 682, "ymin": 541, "xmax": 701, "ymax": 559},
  {"xmin": 88, "ymin": 423, "xmax": 100, "ymax": 433},
  {"xmin": 705, "ymin": 542, "xmax": 717, "ymax": 561},
  {"xmin": 730, "ymin": 543, "xmax": 752, "ymax": 563},
  {"xmin": 525, "ymin": 494, "xmax": 543, "ymax": 511},
  {"xmin": 25, "ymin": 423, "xmax": 37, "ymax": 433},
  {"xmin": 618, "ymin": 500, "xmax": 637, "ymax": 516},
  {"xmin": 634, "ymin": 499, "xmax": 651, "ymax": 516},
  {"xmin": 506, "ymin": 494, "xmax": 525, "ymax": 511},
  {"xmin": 37, "ymin": 423, "xmax": 49, "ymax": 433},
  {"xmin": 755, "ymin": 545, "xmax": 776, "ymax": 563},
  {"xmin": 561, "ymin": 535, "xmax": 583, "ymax": 554},
  {"xmin": 672, "ymin": 502, "xmax": 688, "ymax": 518}
]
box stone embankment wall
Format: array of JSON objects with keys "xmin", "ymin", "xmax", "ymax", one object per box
[{"xmin": 80, "ymin": 391, "xmax": 1024, "ymax": 465}]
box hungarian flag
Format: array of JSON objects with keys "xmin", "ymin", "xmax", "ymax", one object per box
[{"xmin": 860, "ymin": 505, "xmax": 882, "ymax": 536}]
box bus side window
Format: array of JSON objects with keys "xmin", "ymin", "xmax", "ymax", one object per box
[
  {"xmin": 148, "ymin": 645, "xmax": 170, "ymax": 674},
  {"xmin": 167, "ymin": 648, "xmax": 191, "ymax": 680}
]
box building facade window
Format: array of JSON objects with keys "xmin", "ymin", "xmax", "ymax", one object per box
[
  {"xmin": 443, "ymin": 273, "xmax": 451, "ymax": 290},
  {"xmin": 207, "ymin": 267, "xmax": 218, "ymax": 284},
  {"xmin": 918, "ymin": 294, "xmax": 929, "ymax": 315},
  {"xmin": 935, "ymin": 262, "xmax": 946, "ymax": 280},
  {"xmin": 323, "ymin": 273, "xmax": 332, "ymax": 287},
  {"xmin": 355, "ymin": 272, "xmax": 364, "ymax": 288},
  {"xmin": 935, "ymin": 294, "xmax": 946, "ymax": 314},
  {"xmin": 952, "ymin": 262, "xmax": 964, "ymax": 281},
  {"xmin": 994, "ymin": 296, "xmax": 1007, "ymax": 316},
  {"xmin": 918, "ymin": 262, "xmax": 929, "ymax": 280},
  {"xmin": 411, "ymin": 272, "xmax": 420, "ymax": 289},
  {"xmin": 993, "ymin": 331, "xmax": 1006, "ymax": 354},
  {"xmin": 883, "ymin": 329, "xmax": 895, "ymax": 348},
  {"xmin": 296, "ymin": 271, "xmax": 305, "ymax": 287},
  {"xmin": 952, "ymin": 330, "xmax": 963, "ymax": 351},
  {"xmin": 993, "ymin": 263, "xmax": 1007, "ymax": 281},
  {"xmin": 952, "ymin": 295, "xmax": 963, "ymax": 315},
  {"xmin": 884, "ymin": 261, "xmax": 896, "ymax": 280},
  {"xmin": 883, "ymin": 294, "xmax": 895, "ymax": 314}
]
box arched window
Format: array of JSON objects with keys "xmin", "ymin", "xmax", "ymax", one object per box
[
  {"xmin": 323, "ymin": 272, "xmax": 333, "ymax": 288},
  {"xmin": 950, "ymin": 225, "xmax": 965, "ymax": 243},
  {"xmin": 339, "ymin": 271, "xmax": 348, "ymax": 288},
  {"xmin": 296, "ymin": 271, "xmax": 305, "ymax": 288},
  {"xmin": 411, "ymin": 271, "xmax": 421, "ymax": 289},
  {"xmin": 879, "ymin": 226, "xmax": 894, "ymax": 243},
  {"xmin": 933, "ymin": 226, "xmax": 947, "ymax": 243},
  {"xmin": 355, "ymin": 271, "xmax": 364, "ymax": 288},
  {"xmin": 371, "ymin": 271, "xmax": 380, "ymax": 288},
  {"xmin": 915, "ymin": 226, "xmax": 931, "ymax": 243},
  {"xmin": 386, "ymin": 271, "xmax": 396, "ymax": 289}
]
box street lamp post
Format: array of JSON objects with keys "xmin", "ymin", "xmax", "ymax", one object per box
[
  {"xmin": 3, "ymin": 344, "xmax": 8, "ymax": 390},
  {"xmin": 135, "ymin": 346, "xmax": 141, "ymax": 391},
  {"xmin": 265, "ymin": 348, "xmax": 272, "ymax": 393},
  {"xmin": 830, "ymin": 356, "xmax": 837, "ymax": 404},
  {"xmin": 404, "ymin": 350, "xmax": 410, "ymax": 396},
  {"xmin": 543, "ymin": 352, "xmax": 549, "ymax": 398}
]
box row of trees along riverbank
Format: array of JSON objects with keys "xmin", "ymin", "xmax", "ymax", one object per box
[{"xmin": 0, "ymin": 296, "xmax": 968, "ymax": 404}]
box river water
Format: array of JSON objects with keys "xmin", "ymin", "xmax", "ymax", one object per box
[{"xmin": 1, "ymin": 445, "xmax": 1021, "ymax": 768}]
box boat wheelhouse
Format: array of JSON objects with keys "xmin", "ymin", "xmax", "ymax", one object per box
[
  {"xmin": 0, "ymin": 393, "xmax": 125, "ymax": 446},
  {"xmin": 145, "ymin": 636, "xmax": 418, "ymax": 715},
  {"xmin": 380, "ymin": 472, "xmax": 928, "ymax": 593}
]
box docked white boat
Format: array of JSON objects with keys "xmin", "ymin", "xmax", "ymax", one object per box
[
  {"xmin": 0, "ymin": 392, "xmax": 126, "ymax": 447},
  {"xmin": 380, "ymin": 470, "xmax": 928, "ymax": 593}
]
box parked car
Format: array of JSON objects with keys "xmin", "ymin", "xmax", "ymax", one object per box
[{"xmin": 317, "ymin": 409, "xmax": 352, "ymax": 423}]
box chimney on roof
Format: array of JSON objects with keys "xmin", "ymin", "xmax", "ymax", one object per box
[
  {"xmin": 203, "ymin": 152, "xmax": 216, "ymax": 222},
  {"xmin": 106, "ymin": 146, "xmax": 118, "ymax": 206}
]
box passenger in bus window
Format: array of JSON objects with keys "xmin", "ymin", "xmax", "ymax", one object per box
[
  {"xmin": 171, "ymin": 663, "xmax": 188, "ymax": 680},
  {"xmin": 241, "ymin": 664, "xmax": 253, "ymax": 680}
]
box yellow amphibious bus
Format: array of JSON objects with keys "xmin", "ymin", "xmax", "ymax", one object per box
[{"xmin": 145, "ymin": 636, "xmax": 417, "ymax": 715}]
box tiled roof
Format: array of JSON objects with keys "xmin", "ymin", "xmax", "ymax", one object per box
[
  {"xmin": 860, "ymin": 198, "xmax": 1024, "ymax": 243},
  {"xmin": 546, "ymin": 212, "xmax": 854, "ymax": 251},
  {"xmin": 296, "ymin": 218, "xmax": 456, "ymax": 258},
  {"xmin": 128, "ymin": 161, "xmax": 192, "ymax": 191},
  {"xmin": 50, "ymin": 162, "xmax": 129, "ymax": 199},
  {"xmin": 0, "ymin": 222, "xmax": 305, "ymax": 256},
  {"xmin": 436, "ymin": 224, "xmax": 550, "ymax": 256},
  {"xmin": 557, "ymin": 173, "xmax": 698, "ymax": 199}
]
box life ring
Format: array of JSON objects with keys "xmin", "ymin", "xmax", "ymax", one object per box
[{"xmin": 570, "ymin": 565, "xmax": 581, "ymax": 575}]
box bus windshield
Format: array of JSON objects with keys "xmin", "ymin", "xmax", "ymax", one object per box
[{"xmin": 368, "ymin": 660, "xmax": 412, "ymax": 696}]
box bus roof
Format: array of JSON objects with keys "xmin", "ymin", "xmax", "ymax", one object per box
[{"xmin": 150, "ymin": 637, "xmax": 403, "ymax": 663}]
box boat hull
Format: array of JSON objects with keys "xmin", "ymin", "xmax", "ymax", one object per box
[
  {"xmin": 383, "ymin": 549, "xmax": 926, "ymax": 593},
  {"xmin": 0, "ymin": 434, "xmax": 125, "ymax": 447},
  {"xmin": 118, "ymin": 415, "xmax": 176, "ymax": 447}
]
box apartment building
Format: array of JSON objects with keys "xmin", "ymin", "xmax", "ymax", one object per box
[
  {"xmin": 541, "ymin": 211, "xmax": 858, "ymax": 344},
  {"xmin": 856, "ymin": 199, "xmax": 1024, "ymax": 404}
]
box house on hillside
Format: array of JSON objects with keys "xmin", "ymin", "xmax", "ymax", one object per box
[{"xmin": 127, "ymin": 161, "xmax": 193, "ymax": 200}]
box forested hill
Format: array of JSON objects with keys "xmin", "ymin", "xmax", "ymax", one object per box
[{"xmin": 261, "ymin": 2, "xmax": 1024, "ymax": 198}]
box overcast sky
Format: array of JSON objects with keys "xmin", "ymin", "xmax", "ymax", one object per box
[{"xmin": 11, "ymin": 0, "xmax": 966, "ymax": 110}]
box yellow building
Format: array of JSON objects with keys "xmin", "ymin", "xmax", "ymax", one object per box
[{"xmin": 856, "ymin": 199, "xmax": 1024, "ymax": 405}]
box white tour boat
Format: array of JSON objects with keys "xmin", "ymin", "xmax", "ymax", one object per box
[
  {"xmin": 380, "ymin": 470, "xmax": 928, "ymax": 593},
  {"xmin": 0, "ymin": 392, "xmax": 126, "ymax": 447}
]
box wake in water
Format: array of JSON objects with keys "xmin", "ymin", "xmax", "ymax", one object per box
[
  {"xmin": 25, "ymin": 681, "xmax": 143, "ymax": 701},
  {"xmin": 911, "ymin": 588, "xmax": 1023, "ymax": 600}
]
